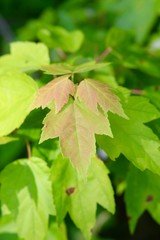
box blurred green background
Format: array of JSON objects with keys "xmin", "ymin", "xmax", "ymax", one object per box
[{"xmin": 0, "ymin": 0, "xmax": 160, "ymax": 239}]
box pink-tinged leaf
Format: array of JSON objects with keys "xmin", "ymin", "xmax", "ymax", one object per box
[
  {"xmin": 40, "ymin": 101, "xmax": 113, "ymax": 174},
  {"xmin": 32, "ymin": 75, "xmax": 75, "ymax": 113},
  {"xmin": 77, "ymin": 79, "xmax": 127, "ymax": 118}
]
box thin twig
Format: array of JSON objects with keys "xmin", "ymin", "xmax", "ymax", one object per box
[
  {"xmin": 55, "ymin": 48, "xmax": 67, "ymax": 60},
  {"xmin": 96, "ymin": 47, "xmax": 112, "ymax": 63},
  {"xmin": 26, "ymin": 140, "xmax": 31, "ymax": 159}
]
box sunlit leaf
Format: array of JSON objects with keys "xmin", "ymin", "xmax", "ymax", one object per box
[
  {"xmin": 0, "ymin": 215, "xmax": 16, "ymax": 234},
  {"xmin": 0, "ymin": 137, "xmax": 18, "ymax": 145},
  {"xmin": 0, "ymin": 157, "xmax": 55, "ymax": 240},
  {"xmin": 73, "ymin": 61, "xmax": 109, "ymax": 73},
  {"xmin": 47, "ymin": 222, "xmax": 67, "ymax": 240},
  {"xmin": 0, "ymin": 71, "xmax": 38, "ymax": 137},
  {"xmin": 0, "ymin": 42, "xmax": 50, "ymax": 73},
  {"xmin": 41, "ymin": 61, "xmax": 109, "ymax": 75},
  {"xmin": 97, "ymin": 96, "xmax": 160, "ymax": 176},
  {"xmin": 51, "ymin": 155, "xmax": 115, "ymax": 240}
]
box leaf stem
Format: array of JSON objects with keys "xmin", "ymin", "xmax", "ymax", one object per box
[
  {"xmin": 26, "ymin": 139, "xmax": 31, "ymax": 159},
  {"xmin": 71, "ymin": 74, "xmax": 74, "ymax": 82},
  {"xmin": 55, "ymin": 48, "xmax": 67, "ymax": 60},
  {"xmin": 96, "ymin": 47, "xmax": 112, "ymax": 63}
]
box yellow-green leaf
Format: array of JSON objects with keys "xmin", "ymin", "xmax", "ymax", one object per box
[
  {"xmin": 0, "ymin": 157, "xmax": 55, "ymax": 240},
  {"xmin": 97, "ymin": 96, "xmax": 160, "ymax": 176},
  {"xmin": 0, "ymin": 42, "xmax": 50, "ymax": 73},
  {"xmin": 51, "ymin": 155, "xmax": 115, "ymax": 240},
  {"xmin": 41, "ymin": 61, "xmax": 109, "ymax": 75},
  {"xmin": 0, "ymin": 71, "xmax": 38, "ymax": 137}
]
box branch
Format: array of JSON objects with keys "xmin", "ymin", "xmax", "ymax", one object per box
[
  {"xmin": 26, "ymin": 140, "xmax": 31, "ymax": 159},
  {"xmin": 55, "ymin": 48, "xmax": 67, "ymax": 60},
  {"xmin": 96, "ymin": 47, "xmax": 112, "ymax": 63}
]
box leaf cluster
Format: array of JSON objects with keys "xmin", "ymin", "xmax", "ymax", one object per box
[{"xmin": 0, "ymin": 1, "xmax": 160, "ymax": 239}]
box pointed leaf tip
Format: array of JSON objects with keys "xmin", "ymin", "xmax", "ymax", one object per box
[
  {"xmin": 51, "ymin": 155, "xmax": 115, "ymax": 239},
  {"xmin": 77, "ymin": 79, "xmax": 127, "ymax": 118},
  {"xmin": 32, "ymin": 75, "xmax": 75, "ymax": 113},
  {"xmin": 40, "ymin": 101, "xmax": 113, "ymax": 174}
]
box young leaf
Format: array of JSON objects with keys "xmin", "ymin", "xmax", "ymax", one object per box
[
  {"xmin": 97, "ymin": 96, "xmax": 160, "ymax": 176},
  {"xmin": 51, "ymin": 155, "xmax": 115, "ymax": 240},
  {"xmin": 40, "ymin": 100, "xmax": 113, "ymax": 173},
  {"xmin": 0, "ymin": 157, "xmax": 55, "ymax": 240},
  {"xmin": 41, "ymin": 61, "xmax": 109, "ymax": 75},
  {"xmin": 76, "ymin": 79, "xmax": 127, "ymax": 118},
  {"xmin": 73, "ymin": 61, "xmax": 110, "ymax": 74},
  {"xmin": 41, "ymin": 63, "xmax": 73, "ymax": 75},
  {"xmin": 0, "ymin": 71, "xmax": 38, "ymax": 137},
  {"xmin": 125, "ymin": 166, "xmax": 160, "ymax": 233},
  {"xmin": 32, "ymin": 75, "xmax": 75, "ymax": 113}
]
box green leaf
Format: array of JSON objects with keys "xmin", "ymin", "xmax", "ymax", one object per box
[
  {"xmin": 125, "ymin": 166, "xmax": 160, "ymax": 232},
  {"xmin": 40, "ymin": 100, "xmax": 113, "ymax": 174},
  {"xmin": 0, "ymin": 71, "xmax": 38, "ymax": 137},
  {"xmin": 17, "ymin": 108, "xmax": 48, "ymax": 141},
  {"xmin": 73, "ymin": 62, "xmax": 110, "ymax": 74},
  {"xmin": 32, "ymin": 75, "xmax": 75, "ymax": 113},
  {"xmin": 0, "ymin": 157, "xmax": 55, "ymax": 240},
  {"xmin": 0, "ymin": 42, "xmax": 50, "ymax": 73},
  {"xmin": 0, "ymin": 216, "xmax": 20, "ymax": 239},
  {"xmin": 0, "ymin": 140, "xmax": 25, "ymax": 170},
  {"xmin": 97, "ymin": 96, "xmax": 160, "ymax": 176},
  {"xmin": 32, "ymin": 139, "xmax": 61, "ymax": 164},
  {"xmin": 51, "ymin": 155, "xmax": 115, "ymax": 240},
  {"xmin": 121, "ymin": 96, "xmax": 160, "ymax": 122},
  {"xmin": 0, "ymin": 233, "xmax": 19, "ymax": 240},
  {"xmin": 38, "ymin": 27, "xmax": 84, "ymax": 53},
  {"xmin": 47, "ymin": 222, "xmax": 67, "ymax": 240},
  {"xmin": 66, "ymin": 30, "xmax": 84, "ymax": 53},
  {"xmin": 0, "ymin": 215, "xmax": 16, "ymax": 234},
  {"xmin": 42, "ymin": 63, "xmax": 72, "ymax": 75},
  {"xmin": 41, "ymin": 61, "xmax": 109, "ymax": 75},
  {"xmin": 145, "ymin": 86, "xmax": 160, "ymax": 110},
  {"xmin": 147, "ymin": 118, "xmax": 160, "ymax": 139}
]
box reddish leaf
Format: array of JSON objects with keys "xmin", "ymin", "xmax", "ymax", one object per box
[
  {"xmin": 77, "ymin": 79, "xmax": 127, "ymax": 118},
  {"xmin": 40, "ymin": 100, "xmax": 113, "ymax": 173},
  {"xmin": 33, "ymin": 75, "xmax": 75, "ymax": 113}
]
